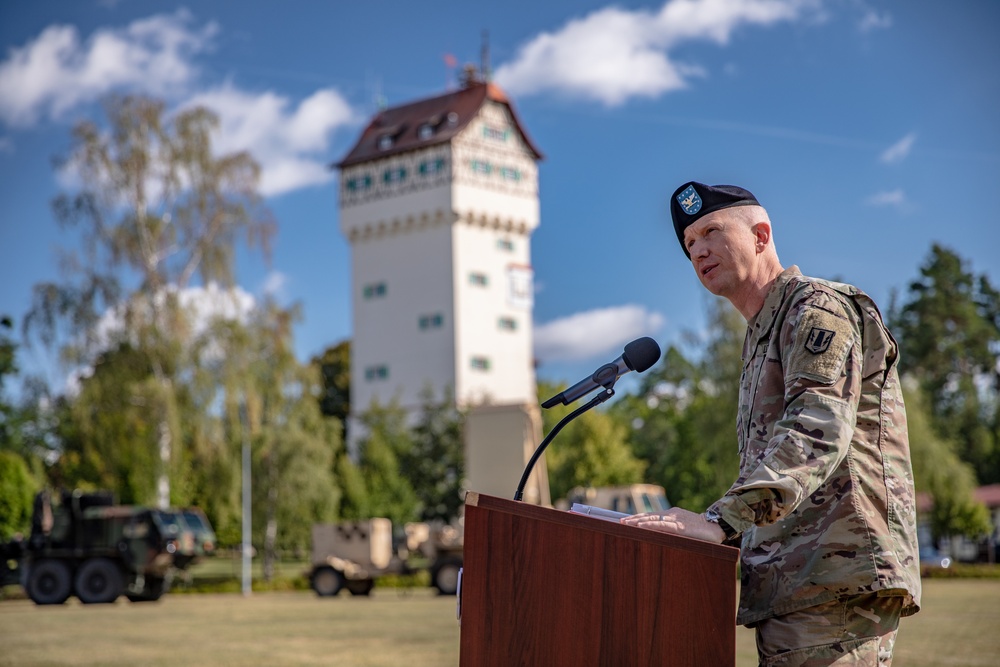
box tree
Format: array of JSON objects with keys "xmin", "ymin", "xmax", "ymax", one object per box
[
  {"xmin": 539, "ymin": 380, "xmax": 646, "ymax": 503},
  {"xmin": 59, "ymin": 342, "xmax": 181, "ymax": 504},
  {"xmin": 344, "ymin": 401, "xmax": 419, "ymax": 527},
  {"xmin": 402, "ymin": 388, "xmax": 465, "ymax": 522},
  {"xmin": 619, "ymin": 298, "xmax": 743, "ymax": 510},
  {"xmin": 0, "ymin": 450, "xmax": 37, "ymax": 540},
  {"xmin": 905, "ymin": 383, "xmax": 992, "ymax": 540},
  {"xmin": 891, "ymin": 244, "xmax": 1000, "ymax": 483},
  {"xmin": 197, "ymin": 302, "xmax": 341, "ymax": 577},
  {"xmin": 312, "ymin": 340, "xmax": 351, "ymax": 440},
  {"xmin": 26, "ymin": 95, "xmax": 275, "ymax": 508}
]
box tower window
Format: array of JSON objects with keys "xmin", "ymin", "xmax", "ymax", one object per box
[
  {"xmin": 500, "ymin": 167, "xmax": 521, "ymax": 182},
  {"xmin": 419, "ymin": 313, "xmax": 444, "ymax": 330},
  {"xmin": 363, "ymin": 282, "xmax": 387, "ymax": 299},
  {"xmin": 364, "ymin": 365, "xmax": 389, "ymax": 381},
  {"xmin": 498, "ymin": 317, "xmax": 517, "ymax": 331},
  {"xmin": 497, "ymin": 238, "xmax": 515, "ymax": 251},
  {"xmin": 383, "ymin": 167, "xmax": 407, "ymax": 184},
  {"xmin": 469, "ymin": 272, "xmax": 489, "ymax": 287},
  {"xmin": 482, "ymin": 126, "xmax": 509, "ymax": 142},
  {"xmin": 470, "ymin": 357, "xmax": 491, "ymax": 371},
  {"xmin": 419, "ymin": 158, "xmax": 446, "ymax": 175},
  {"xmin": 346, "ymin": 175, "xmax": 372, "ymax": 192}
]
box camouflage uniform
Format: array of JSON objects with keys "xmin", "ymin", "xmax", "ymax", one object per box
[{"xmin": 705, "ymin": 267, "xmax": 921, "ymax": 642}]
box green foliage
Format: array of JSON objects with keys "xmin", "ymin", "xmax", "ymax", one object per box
[
  {"xmin": 346, "ymin": 401, "xmax": 419, "ymax": 526},
  {"xmin": 312, "ymin": 340, "xmax": 351, "ymax": 438},
  {"xmin": 193, "ymin": 302, "xmax": 342, "ymax": 572},
  {"xmin": 539, "ymin": 380, "xmax": 646, "ymax": 502},
  {"xmin": 25, "ymin": 94, "xmax": 276, "ymax": 509},
  {"xmin": 56, "ymin": 343, "xmax": 176, "ymax": 504},
  {"xmin": 906, "ymin": 384, "xmax": 992, "ymax": 539},
  {"xmin": 617, "ymin": 298, "xmax": 743, "ymax": 510},
  {"xmin": 891, "ymin": 244, "xmax": 1000, "ymax": 483},
  {"xmin": 402, "ymin": 388, "xmax": 465, "ymax": 522},
  {"xmin": 0, "ymin": 450, "xmax": 37, "ymax": 540}
]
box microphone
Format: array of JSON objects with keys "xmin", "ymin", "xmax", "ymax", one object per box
[{"xmin": 541, "ymin": 337, "xmax": 661, "ymax": 409}]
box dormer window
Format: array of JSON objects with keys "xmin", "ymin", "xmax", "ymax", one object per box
[
  {"xmin": 377, "ymin": 135, "xmax": 393, "ymax": 151},
  {"xmin": 447, "ymin": 112, "xmax": 459, "ymax": 126},
  {"xmin": 418, "ymin": 124, "xmax": 434, "ymax": 140}
]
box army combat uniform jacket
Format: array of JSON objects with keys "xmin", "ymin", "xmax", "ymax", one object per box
[{"xmin": 707, "ymin": 267, "xmax": 922, "ymax": 626}]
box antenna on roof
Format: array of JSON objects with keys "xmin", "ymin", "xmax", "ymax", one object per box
[
  {"xmin": 481, "ymin": 30, "xmax": 491, "ymax": 82},
  {"xmin": 366, "ymin": 70, "xmax": 388, "ymax": 112},
  {"xmin": 374, "ymin": 76, "xmax": 387, "ymax": 111}
]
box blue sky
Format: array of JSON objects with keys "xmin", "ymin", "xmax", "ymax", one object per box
[{"xmin": 1, "ymin": 0, "xmax": 998, "ymax": 392}]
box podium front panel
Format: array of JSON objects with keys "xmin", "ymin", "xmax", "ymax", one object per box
[{"xmin": 459, "ymin": 492, "xmax": 738, "ymax": 666}]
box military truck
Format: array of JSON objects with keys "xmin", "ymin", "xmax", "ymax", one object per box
[
  {"xmin": 309, "ymin": 517, "xmax": 464, "ymax": 597},
  {"xmin": 13, "ymin": 489, "xmax": 201, "ymax": 605}
]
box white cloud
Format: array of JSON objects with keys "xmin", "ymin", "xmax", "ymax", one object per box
[
  {"xmin": 93, "ymin": 282, "xmax": 256, "ymax": 348},
  {"xmin": 534, "ymin": 304, "xmax": 665, "ymax": 363},
  {"xmin": 0, "ymin": 9, "xmax": 216, "ymax": 127},
  {"xmin": 184, "ymin": 84, "xmax": 356, "ymax": 196},
  {"xmin": 865, "ymin": 189, "xmax": 906, "ymax": 208},
  {"xmin": 858, "ymin": 9, "xmax": 892, "ymax": 32},
  {"xmin": 494, "ymin": 0, "xmax": 816, "ymax": 105},
  {"xmin": 880, "ymin": 132, "xmax": 916, "ymax": 164},
  {"xmin": 262, "ymin": 271, "xmax": 288, "ymax": 297}
]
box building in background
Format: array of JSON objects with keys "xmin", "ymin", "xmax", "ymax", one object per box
[{"xmin": 337, "ymin": 69, "xmax": 549, "ymax": 503}]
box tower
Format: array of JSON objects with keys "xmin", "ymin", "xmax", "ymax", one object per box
[{"xmin": 337, "ymin": 74, "xmax": 545, "ymax": 498}]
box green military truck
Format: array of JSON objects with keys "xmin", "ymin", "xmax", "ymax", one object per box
[{"xmin": 8, "ymin": 489, "xmax": 202, "ymax": 605}]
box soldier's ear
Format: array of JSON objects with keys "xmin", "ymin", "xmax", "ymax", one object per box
[{"xmin": 752, "ymin": 222, "xmax": 771, "ymax": 253}]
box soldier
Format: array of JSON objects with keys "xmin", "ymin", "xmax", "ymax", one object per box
[{"xmin": 622, "ymin": 182, "xmax": 921, "ymax": 665}]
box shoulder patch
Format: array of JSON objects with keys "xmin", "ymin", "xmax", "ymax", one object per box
[{"xmin": 787, "ymin": 308, "xmax": 854, "ymax": 384}]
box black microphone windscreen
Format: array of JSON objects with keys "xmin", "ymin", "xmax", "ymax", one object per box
[{"xmin": 622, "ymin": 337, "xmax": 661, "ymax": 373}]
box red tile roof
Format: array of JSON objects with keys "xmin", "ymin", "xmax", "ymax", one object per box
[
  {"xmin": 974, "ymin": 484, "xmax": 1000, "ymax": 508},
  {"xmin": 335, "ymin": 81, "xmax": 542, "ymax": 168}
]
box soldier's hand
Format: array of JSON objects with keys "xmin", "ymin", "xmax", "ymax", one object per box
[{"xmin": 620, "ymin": 508, "xmax": 726, "ymax": 544}]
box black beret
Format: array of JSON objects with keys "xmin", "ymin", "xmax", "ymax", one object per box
[{"xmin": 670, "ymin": 181, "xmax": 760, "ymax": 258}]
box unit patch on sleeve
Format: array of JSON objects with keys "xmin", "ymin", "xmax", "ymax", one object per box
[
  {"xmin": 787, "ymin": 307, "xmax": 854, "ymax": 384},
  {"xmin": 804, "ymin": 327, "xmax": 835, "ymax": 354}
]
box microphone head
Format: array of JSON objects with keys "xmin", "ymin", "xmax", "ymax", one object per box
[{"xmin": 622, "ymin": 337, "xmax": 661, "ymax": 373}]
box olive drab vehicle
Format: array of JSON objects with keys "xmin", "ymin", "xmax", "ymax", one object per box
[{"xmin": 11, "ymin": 489, "xmax": 204, "ymax": 605}]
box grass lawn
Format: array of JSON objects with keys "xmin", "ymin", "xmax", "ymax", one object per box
[{"xmin": 0, "ymin": 579, "xmax": 996, "ymax": 665}]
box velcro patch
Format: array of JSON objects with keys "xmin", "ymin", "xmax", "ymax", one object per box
[{"xmin": 788, "ymin": 308, "xmax": 853, "ymax": 384}]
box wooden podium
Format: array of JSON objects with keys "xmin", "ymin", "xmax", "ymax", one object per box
[{"xmin": 459, "ymin": 492, "xmax": 739, "ymax": 666}]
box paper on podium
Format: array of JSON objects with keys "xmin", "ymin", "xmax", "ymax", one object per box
[{"xmin": 568, "ymin": 503, "xmax": 631, "ymax": 523}]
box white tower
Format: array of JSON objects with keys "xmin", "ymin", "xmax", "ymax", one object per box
[{"xmin": 337, "ymin": 76, "xmax": 543, "ymax": 455}]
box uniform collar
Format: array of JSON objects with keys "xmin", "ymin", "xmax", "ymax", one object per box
[{"xmin": 747, "ymin": 266, "xmax": 801, "ymax": 347}]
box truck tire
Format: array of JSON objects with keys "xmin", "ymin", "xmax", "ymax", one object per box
[
  {"xmin": 26, "ymin": 559, "xmax": 72, "ymax": 605},
  {"xmin": 311, "ymin": 566, "xmax": 343, "ymax": 597},
  {"xmin": 74, "ymin": 558, "xmax": 123, "ymax": 604},
  {"xmin": 345, "ymin": 579, "xmax": 374, "ymax": 596},
  {"xmin": 431, "ymin": 556, "xmax": 462, "ymax": 596}
]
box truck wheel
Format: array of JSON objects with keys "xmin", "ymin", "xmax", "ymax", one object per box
[
  {"xmin": 431, "ymin": 556, "xmax": 462, "ymax": 596},
  {"xmin": 311, "ymin": 567, "xmax": 343, "ymax": 597},
  {"xmin": 345, "ymin": 579, "xmax": 374, "ymax": 596},
  {"xmin": 26, "ymin": 559, "xmax": 72, "ymax": 605},
  {"xmin": 75, "ymin": 558, "xmax": 124, "ymax": 604}
]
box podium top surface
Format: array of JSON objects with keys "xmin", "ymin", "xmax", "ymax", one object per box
[{"xmin": 466, "ymin": 492, "xmax": 738, "ymax": 563}]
